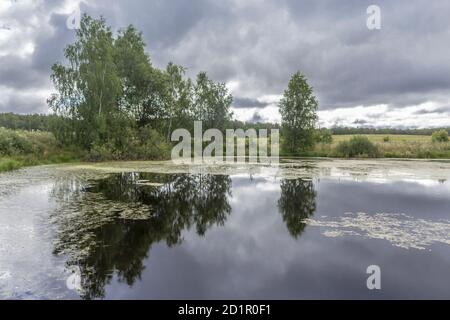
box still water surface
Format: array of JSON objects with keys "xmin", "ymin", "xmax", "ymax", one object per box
[{"xmin": 1, "ymin": 159, "xmax": 450, "ymax": 299}]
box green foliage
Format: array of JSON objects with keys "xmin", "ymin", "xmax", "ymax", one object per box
[
  {"xmin": 87, "ymin": 126, "xmax": 171, "ymax": 161},
  {"xmin": 48, "ymin": 15, "xmax": 122, "ymax": 150},
  {"xmin": 0, "ymin": 113, "xmax": 56, "ymax": 131},
  {"xmin": 314, "ymin": 128, "xmax": 333, "ymax": 144},
  {"xmin": 0, "ymin": 158, "xmax": 22, "ymax": 172},
  {"xmin": 113, "ymin": 25, "xmax": 165, "ymax": 128},
  {"xmin": 229, "ymin": 120, "xmax": 280, "ymax": 132},
  {"xmin": 0, "ymin": 127, "xmax": 80, "ymax": 172},
  {"xmin": 192, "ymin": 72, "xmax": 233, "ymax": 131},
  {"xmin": 48, "ymin": 15, "xmax": 233, "ymax": 159},
  {"xmin": 335, "ymin": 135, "xmax": 381, "ymax": 158},
  {"xmin": 1, "ymin": 128, "xmax": 51, "ymax": 155},
  {"xmin": 279, "ymin": 72, "xmax": 318, "ymax": 154},
  {"xmin": 383, "ymin": 136, "xmax": 390, "ymax": 142},
  {"xmin": 134, "ymin": 126, "xmax": 172, "ymax": 159},
  {"xmin": 432, "ymin": 129, "xmax": 449, "ymax": 142}
]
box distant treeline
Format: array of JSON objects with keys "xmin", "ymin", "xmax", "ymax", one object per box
[
  {"xmin": 0, "ymin": 112, "xmax": 447, "ymax": 137},
  {"xmin": 0, "ymin": 113, "xmax": 57, "ymax": 131},
  {"xmin": 2, "ymin": 112, "xmax": 448, "ymax": 137},
  {"xmin": 329, "ymin": 127, "xmax": 450, "ymax": 135},
  {"xmin": 0, "ymin": 113, "xmax": 281, "ymax": 132}
]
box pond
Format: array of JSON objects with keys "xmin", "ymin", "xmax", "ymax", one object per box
[{"xmin": 1, "ymin": 159, "xmax": 450, "ymax": 299}]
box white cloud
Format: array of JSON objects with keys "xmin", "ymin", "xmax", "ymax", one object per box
[{"xmin": 318, "ymin": 101, "xmax": 450, "ymax": 128}]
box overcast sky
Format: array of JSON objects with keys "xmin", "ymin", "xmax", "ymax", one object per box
[{"xmin": 1, "ymin": 0, "xmax": 450, "ymax": 127}]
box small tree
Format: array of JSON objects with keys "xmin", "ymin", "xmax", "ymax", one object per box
[
  {"xmin": 432, "ymin": 129, "xmax": 449, "ymax": 142},
  {"xmin": 279, "ymin": 72, "xmax": 318, "ymax": 154}
]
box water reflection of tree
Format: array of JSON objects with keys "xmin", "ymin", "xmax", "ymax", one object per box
[
  {"xmin": 278, "ymin": 179, "xmax": 317, "ymax": 238},
  {"xmin": 51, "ymin": 172, "xmax": 231, "ymax": 299}
]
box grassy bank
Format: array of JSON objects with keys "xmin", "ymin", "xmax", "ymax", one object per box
[
  {"xmin": 0, "ymin": 127, "xmax": 80, "ymax": 173},
  {"xmin": 305, "ymin": 134, "xmax": 450, "ymax": 159},
  {"xmin": 3, "ymin": 128, "xmax": 450, "ymax": 174}
]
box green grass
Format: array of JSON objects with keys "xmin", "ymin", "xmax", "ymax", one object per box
[
  {"xmin": 310, "ymin": 134, "xmax": 450, "ymax": 159},
  {"xmin": 204, "ymin": 134, "xmax": 450, "ymax": 159},
  {"xmin": 0, "ymin": 127, "xmax": 80, "ymax": 173},
  {"xmin": 332, "ymin": 134, "xmax": 431, "ymax": 143},
  {"xmin": 0, "ymin": 152, "xmax": 80, "ymax": 173},
  {"xmin": 0, "ymin": 158, "xmax": 22, "ymax": 172}
]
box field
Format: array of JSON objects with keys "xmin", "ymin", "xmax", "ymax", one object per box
[
  {"xmin": 309, "ymin": 134, "xmax": 450, "ymax": 159},
  {"xmin": 331, "ymin": 134, "xmax": 431, "ymax": 143}
]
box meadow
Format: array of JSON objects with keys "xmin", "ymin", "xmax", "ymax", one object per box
[{"xmin": 308, "ymin": 134, "xmax": 450, "ymax": 159}]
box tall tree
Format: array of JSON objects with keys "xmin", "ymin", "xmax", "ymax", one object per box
[
  {"xmin": 279, "ymin": 72, "xmax": 318, "ymax": 154},
  {"xmin": 193, "ymin": 72, "xmax": 233, "ymax": 131},
  {"xmin": 48, "ymin": 15, "xmax": 122, "ymax": 149},
  {"xmin": 164, "ymin": 63, "xmax": 193, "ymax": 141},
  {"xmin": 114, "ymin": 25, "xmax": 153, "ymax": 122},
  {"xmin": 113, "ymin": 25, "xmax": 171, "ymax": 133}
]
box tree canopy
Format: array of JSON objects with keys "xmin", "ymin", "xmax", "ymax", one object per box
[
  {"xmin": 279, "ymin": 72, "xmax": 318, "ymax": 154},
  {"xmin": 48, "ymin": 14, "xmax": 233, "ymax": 158}
]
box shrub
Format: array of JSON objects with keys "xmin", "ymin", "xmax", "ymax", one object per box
[
  {"xmin": 87, "ymin": 126, "xmax": 171, "ymax": 161},
  {"xmin": 383, "ymin": 136, "xmax": 390, "ymax": 142},
  {"xmin": 314, "ymin": 128, "xmax": 333, "ymax": 144},
  {"xmin": 0, "ymin": 128, "xmax": 35, "ymax": 156},
  {"xmin": 133, "ymin": 126, "xmax": 171, "ymax": 160},
  {"xmin": 88, "ymin": 142, "xmax": 117, "ymax": 161},
  {"xmin": 335, "ymin": 135, "xmax": 380, "ymax": 158},
  {"xmin": 432, "ymin": 129, "xmax": 449, "ymax": 143},
  {"xmin": 0, "ymin": 127, "xmax": 82, "ymax": 172}
]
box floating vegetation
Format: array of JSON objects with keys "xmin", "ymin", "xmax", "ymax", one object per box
[
  {"xmin": 303, "ymin": 212, "xmax": 450, "ymax": 250},
  {"xmin": 58, "ymin": 158, "xmax": 450, "ymax": 182}
]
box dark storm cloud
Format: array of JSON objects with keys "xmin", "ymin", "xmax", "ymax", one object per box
[
  {"xmin": 0, "ymin": 55, "xmax": 43, "ymax": 88},
  {"xmin": 353, "ymin": 119, "xmax": 368, "ymax": 125},
  {"xmin": 0, "ymin": 13, "xmax": 72, "ymax": 89},
  {"xmin": 233, "ymin": 97, "xmax": 270, "ymax": 109},
  {"xmin": 0, "ymin": 1, "xmax": 71, "ymax": 89},
  {"xmin": 0, "ymin": 92, "xmax": 48, "ymax": 114},
  {"xmin": 1, "ymin": 0, "xmax": 450, "ymax": 120},
  {"xmin": 413, "ymin": 106, "xmax": 450, "ymax": 115},
  {"xmin": 79, "ymin": 0, "xmax": 224, "ymax": 66},
  {"xmin": 31, "ymin": 13, "xmax": 76, "ymax": 72}
]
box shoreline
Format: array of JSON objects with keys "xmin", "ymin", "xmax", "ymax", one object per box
[{"xmin": 3, "ymin": 155, "xmax": 450, "ymax": 174}]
